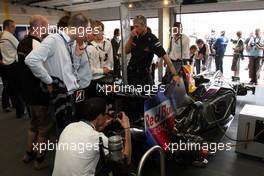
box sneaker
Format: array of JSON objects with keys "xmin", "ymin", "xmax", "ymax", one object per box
[
  {"xmin": 3, "ymin": 107, "xmax": 12, "ymax": 112},
  {"xmin": 248, "ymin": 81, "xmax": 255, "ymax": 85},
  {"xmin": 192, "ymin": 158, "xmax": 208, "ymax": 168},
  {"xmin": 34, "ymin": 159, "xmax": 49, "ymax": 170}
]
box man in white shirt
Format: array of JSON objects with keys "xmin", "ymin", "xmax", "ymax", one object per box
[
  {"xmin": 169, "ymin": 22, "xmax": 190, "ymax": 61},
  {"xmin": 53, "ymin": 97, "xmax": 132, "ymax": 176},
  {"xmin": 85, "ymin": 20, "xmax": 114, "ymax": 98},
  {"xmin": 90, "ymin": 20, "xmax": 113, "ymax": 80},
  {"xmin": 0, "ymin": 20, "xmax": 18, "ymax": 65},
  {"xmin": 84, "ymin": 20, "xmax": 103, "ymax": 99},
  {"xmin": 162, "ymin": 22, "xmax": 190, "ymax": 84},
  {"xmin": 0, "ymin": 19, "xmax": 25, "ymax": 118}
]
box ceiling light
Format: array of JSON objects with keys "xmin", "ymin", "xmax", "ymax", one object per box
[{"xmin": 164, "ymin": 0, "xmax": 169, "ymax": 5}]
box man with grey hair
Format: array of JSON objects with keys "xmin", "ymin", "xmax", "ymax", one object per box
[
  {"xmin": 17, "ymin": 15, "xmax": 53, "ymax": 170},
  {"xmin": 125, "ymin": 15, "xmax": 178, "ymax": 86},
  {"xmin": 25, "ymin": 13, "xmax": 91, "ymax": 130}
]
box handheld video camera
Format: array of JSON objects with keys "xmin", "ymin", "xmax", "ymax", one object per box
[{"xmin": 113, "ymin": 112, "xmax": 122, "ymax": 119}]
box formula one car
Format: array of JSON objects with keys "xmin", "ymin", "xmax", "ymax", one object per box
[{"xmin": 99, "ymin": 68, "xmax": 237, "ymax": 174}]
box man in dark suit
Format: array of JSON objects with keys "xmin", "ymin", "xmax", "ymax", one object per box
[{"xmin": 111, "ymin": 28, "xmax": 121, "ymax": 79}]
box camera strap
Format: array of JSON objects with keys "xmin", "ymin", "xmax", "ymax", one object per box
[
  {"xmin": 98, "ymin": 40, "xmax": 108, "ymax": 62},
  {"xmin": 254, "ymin": 37, "xmax": 261, "ymax": 45},
  {"xmin": 80, "ymin": 119, "xmax": 111, "ymax": 176}
]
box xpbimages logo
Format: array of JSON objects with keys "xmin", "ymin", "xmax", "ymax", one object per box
[
  {"xmin": 32, "ymin": 24, "xmax": 100, "ymax": 37},
  {"xmin": 164, "ymin": 141, "xmax": 232, "ymax": 153},
  {"xmin": 96, "ymin": 83, "xmax": 166, "ymax": 96},
  {"xmin": 32, "ymin": 140, "xmax": 100, "ymax": 154}
]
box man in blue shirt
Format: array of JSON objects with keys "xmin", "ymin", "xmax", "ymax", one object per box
[
  {"xmin": 25, "ymin": 13, "xmax": 92, "ymax": 129},
  {"xmin": 213, "ymin": 31, "xmax": 228, "ymax": 73}
]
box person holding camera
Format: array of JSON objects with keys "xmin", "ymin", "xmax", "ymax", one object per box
[
  {"xmin": 52, "ymin": 97, "xmax": 132, "ymax": 176},
  {"xmin": 247, "ymin": 28, "xmax": 264, "ymax": 85},
  {"xmin": 195, "ymin": 39, "xmax": 210, "ymax": 74}
]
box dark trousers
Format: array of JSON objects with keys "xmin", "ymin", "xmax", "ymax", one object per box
[
  {"xmin": 1, "ymin": 82, "xmax": 11, "ymax": 109},
  {"xmin": 248, "ymin": 57, "xmax": 261, "ymax": 83},
  {"xmin": 74, "ymin": 86, "xmax": 95, "ymax": 121},
  {"xmin": 151, "ymin": 63, "xmax": 156, "ymax": 82},
  {"xmin": 127, "ymin": 70, "xmax": 153, "ymax": 86},
  {"xmin": 215, "ymin": 54, "xmax": 224, "ymax": 73},
  {"xmin": 1, "ymin": 63, "xmax": 25, "ymax": 116},
  {"xmin": 195, "ymin": 59, "xmax": 201, "ymax": 74},
  {"xmin": 0, "ymin": 64, "xmax": 11, "ymax": 109},
  {"xmin": 113, "ymin": 57, "xmax": 121, "ymax": 79}
]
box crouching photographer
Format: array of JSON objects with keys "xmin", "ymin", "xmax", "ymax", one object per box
[{"xmin": 52, "ymin": 97, "xmax": 132, "ymax": 176}]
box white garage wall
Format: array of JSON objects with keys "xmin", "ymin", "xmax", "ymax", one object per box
[
  {"xmin": 77, "ymin": 7, "xmax": 158, "ymax": 21},
  {"xmin": 0, "ymin": 1, "xmax": 67, "ymax": 25}
]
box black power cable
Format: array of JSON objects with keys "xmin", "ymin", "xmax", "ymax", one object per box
[{"xmin": 212, "ymin": 93, "xmax": 264, "ymax": 143}]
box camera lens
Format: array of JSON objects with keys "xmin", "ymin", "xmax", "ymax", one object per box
[{"xmin": 117, "ymin": 112, "xmax": 122, "ymax": 119}]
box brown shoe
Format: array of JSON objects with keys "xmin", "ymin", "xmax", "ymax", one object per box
[{"xmin": 22, "ymin": 152, "xmax": 35, "ymax": 163}]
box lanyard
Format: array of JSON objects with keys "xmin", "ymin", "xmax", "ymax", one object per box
[
  {"xmin": 58, "ymin": 33, "xmax": 81, "ymax": 82},
  {"xmin": 59, "ymin": 33, "xmax": 74, "ymax": 63},
  {"xmin": 84, "ymin": 42, "xmax": 90, "ymax": 63}
]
